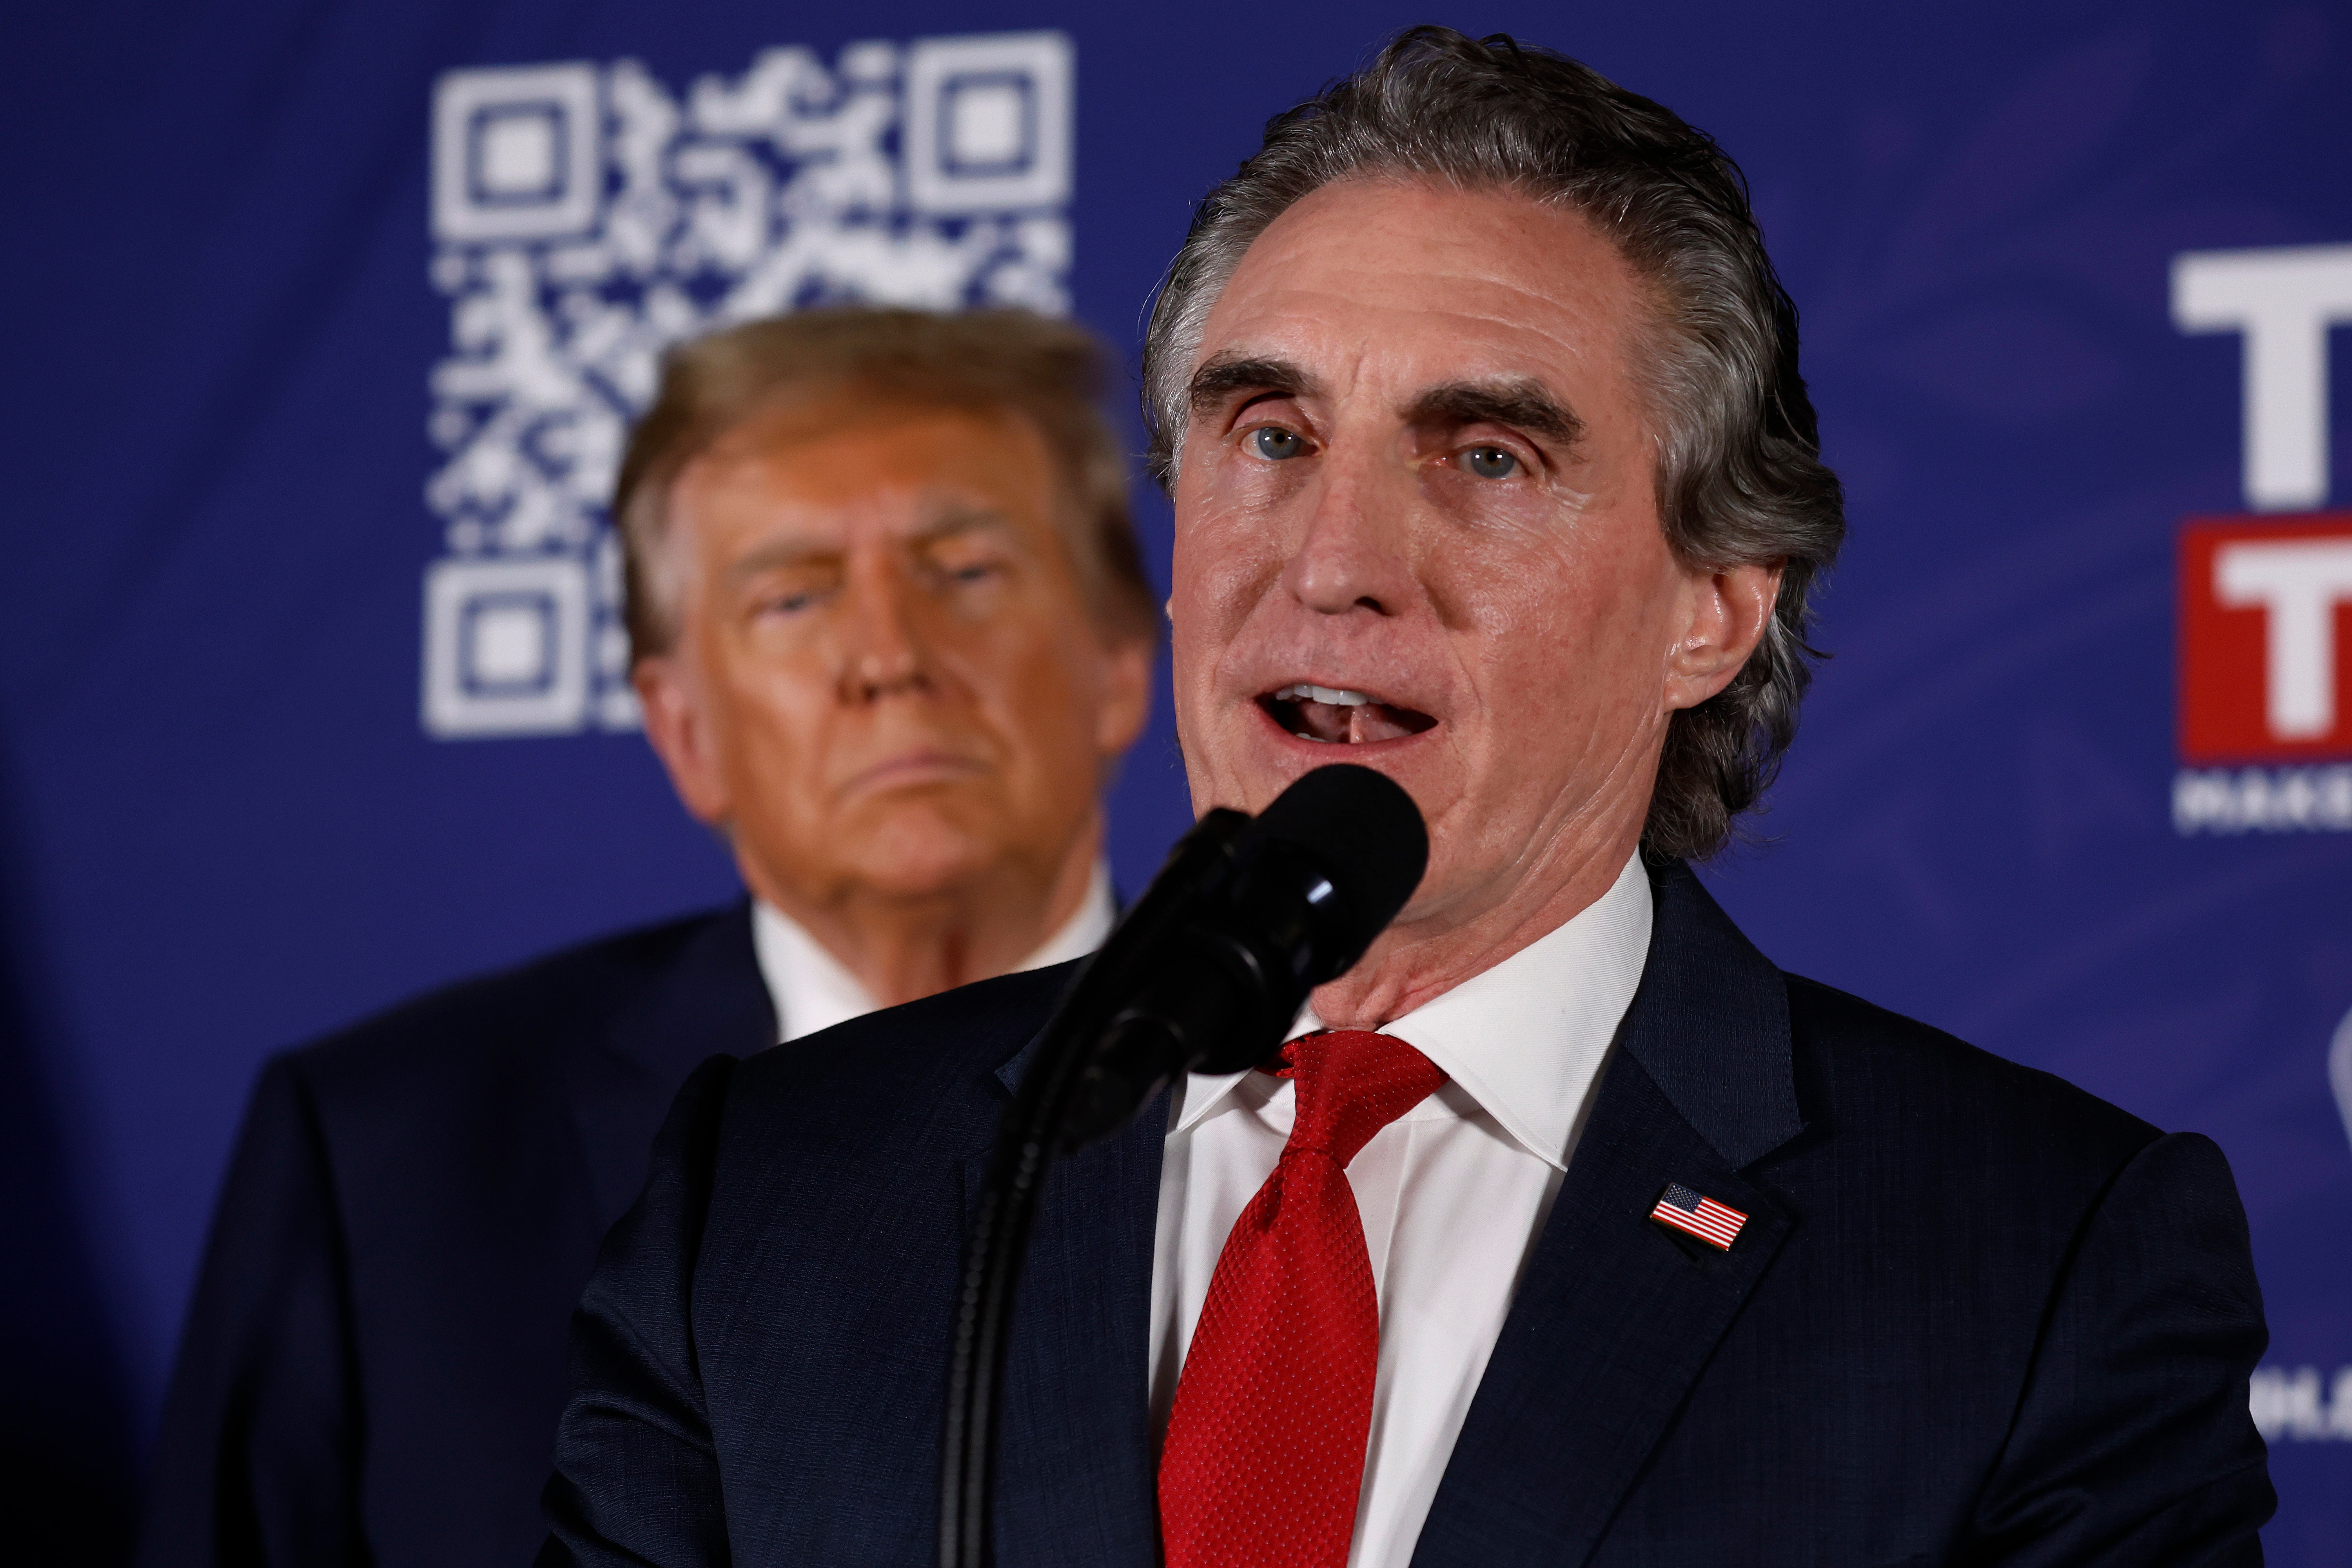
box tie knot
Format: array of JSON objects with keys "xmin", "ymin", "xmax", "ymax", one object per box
[{"xmin": 1269, "ymin": 1030, "xmax": 1448, "ymax": 1169}]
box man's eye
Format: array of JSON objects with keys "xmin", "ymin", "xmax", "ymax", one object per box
[
  {"xmin": 1252, "ymin": 426, "xmax": 1307, "ymax": 461},
  {"xmin": 751, "ymin": 579, "xmax": 832, "ymax": 617},
  {"xmin": 926, "ymin": 548, "xmax": 1006, "ymax": 586},
  {"xmin": 1463, "ymin": 445, "xmax": 1519, "ymax": 480}
]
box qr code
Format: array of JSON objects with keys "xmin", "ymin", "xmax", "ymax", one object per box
[{"xmin": 419, "ymin": 34, "xmax": 1074, "ymax": 737}]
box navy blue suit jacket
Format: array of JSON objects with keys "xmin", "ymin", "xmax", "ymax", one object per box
[
  {"xmin": 541, "ymin": 864, "xmax": 2274, "ymax": 1566},
  {"xmin": 141, "ymin": 904, "xmax": 774, "ymax": 1568}
]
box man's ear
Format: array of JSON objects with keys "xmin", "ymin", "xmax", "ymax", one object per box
[
  {"xmin": 1663, "ymin": 561, "xmax": 1782, "ymax": 712},
  {"xmin": 1095, "ymin": 632, "xmax": 1156, "ymax": 759},
  {"xmin": 634, "ymin": 653, "xmax": 733, "ymax": 826}
]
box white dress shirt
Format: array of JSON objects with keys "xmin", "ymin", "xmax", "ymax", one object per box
[
  {"xmin": 751, "ymin": 859, "xmax": 1116, "ymax": 1043},
  {"xmin": 1148, "ymin": 851, "xmax": 1653, "ymax": 1568}
]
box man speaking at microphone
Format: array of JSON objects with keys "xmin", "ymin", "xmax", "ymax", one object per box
[{"xmin": 541, "ymin": 28, "xmax": 2273, "ymax": 1567}]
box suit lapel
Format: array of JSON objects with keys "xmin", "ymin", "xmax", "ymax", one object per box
[
  {"xmin": 1410, "ymin": 861, "xmax": 1806, "ymax": 1568},
  {"xmin": 969, "ymin": 1035, "xmax": 1167, "ymax": 1564},
  {"xmin": 572, "ymin": 904, "xmax": 776, "ymax": 1233}
]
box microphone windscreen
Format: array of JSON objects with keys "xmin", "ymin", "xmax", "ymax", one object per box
[{"xmin": 1246, "ymin": 763, "xmax": 1429, "ymax": 937}]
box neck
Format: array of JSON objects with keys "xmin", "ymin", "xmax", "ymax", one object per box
[
  {"xmin": 740, "ymin": 821, "xmax": 1103, "ymax": 1008},
  {"xmin": 1306, "ymin": 804, "xmax": 1647, "ymax": 1033}
]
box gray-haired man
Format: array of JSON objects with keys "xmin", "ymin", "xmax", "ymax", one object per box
[{"xmin": 543, "ymin": 30, "xmax": 2271, "ymax": 1567}]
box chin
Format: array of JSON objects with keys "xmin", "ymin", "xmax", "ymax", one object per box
[{"xmin": 842, "ymin": 807, "xmax": 1008, "ymax": 899}]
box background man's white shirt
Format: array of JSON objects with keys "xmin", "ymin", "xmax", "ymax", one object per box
[
  {"xmin": 752, "ymin": 859, "xmax": 1117, "ymax": 1043},
  {"xmin": 1149, "ymin": 852, "xmax": 1654, "ymax": 1568}
]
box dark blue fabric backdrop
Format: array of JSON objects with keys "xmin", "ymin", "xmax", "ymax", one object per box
[{"xmin": 7, "ymin": 2, "xmax": 2350, "ymax": 1560}]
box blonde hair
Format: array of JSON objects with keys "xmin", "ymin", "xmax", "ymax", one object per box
[{"xmin": 616, "ymin": 306, "xmax": 1159, "ymax": 662}]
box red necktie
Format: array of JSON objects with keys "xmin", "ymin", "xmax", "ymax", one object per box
[{"xmin": 1158, "ymin": 1030, "xmax": 1450, "ymax": 1568}]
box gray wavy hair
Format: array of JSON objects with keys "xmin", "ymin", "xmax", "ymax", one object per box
[{"xmin": 1140, "ymin": 27, "xmax": 1846, "ymax": 860}]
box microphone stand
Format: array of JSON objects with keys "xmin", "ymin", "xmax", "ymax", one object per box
[
  {"xmin": 937, "ymin": 809, "xmax": 1249, "ymax": 1568},
  {"xmin": 937, "ymin": 762, "xmax": 1425, "ymax": 1568}
]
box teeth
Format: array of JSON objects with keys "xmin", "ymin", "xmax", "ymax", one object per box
[{"xmin": 1275, "ymin": 682, "xmax": 1372, "ymax": 707}]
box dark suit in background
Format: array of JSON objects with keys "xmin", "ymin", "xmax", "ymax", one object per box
[
  {"xmin": 541, "ymin": 864, "xmax": 2272, "ymax": 1566},
  {"xmin": 140, "ymin": 904, "xmax": 771, "ymax": 1568}
]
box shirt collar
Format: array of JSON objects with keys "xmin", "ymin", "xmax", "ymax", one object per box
[
  {"xmin": 754, "ymin": 859, "xmax": 1117, "ymax": 1044},
  {"xmin": 1169, "ymin": 851, "xmax": 1653, "ymax": 1171}
]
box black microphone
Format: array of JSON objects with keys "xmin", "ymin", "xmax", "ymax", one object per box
[
  {"xmin": 940, "ymin": 762, "xmax": 1427, "ymax": 1568},
  {"xmin": 1056, "ymin": 763, "xmax": 1428, "ymax": 1145}
]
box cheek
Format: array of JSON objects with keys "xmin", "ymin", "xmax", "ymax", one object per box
[
  {"xmin": 713, "ymin": 655, "xmax": 828, "ymax": 775},
  {"xmin": 1175, "ymin": 446, "xmax": 1297, "ymax": 583},
  {"xmin": 1170, "ymin": 498, "xmax": 1288, "ymax": 678},
  {"xmin": 1451, "ymin": 523, "xmax": 1679, "ymax": 720},
  {"xmin": 950, "ymin": 606, "xmax": 1105, "ymax": 749}
]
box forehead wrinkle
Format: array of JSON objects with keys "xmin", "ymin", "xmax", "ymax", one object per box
[
  {"xmin": 717, "ymin": 499, "xmax": 1014, "ymax": 587},
  {"xmin": 1194, "ymin": 277, "xmax": 1630, "ymax": 415},
  {"xmin": 902, "ymin": 501, "xmax": 1015, "ymax": 545}
]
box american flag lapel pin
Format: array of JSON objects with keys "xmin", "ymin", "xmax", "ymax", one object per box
[{"xmin": 1650, "ymin": 1182, "xmax": 1747, "ymax": 1250}]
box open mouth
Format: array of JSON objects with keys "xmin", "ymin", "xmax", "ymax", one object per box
[{"xmin": 1258, "ymin": 682, "xmax": 1439, "ymax": 745}]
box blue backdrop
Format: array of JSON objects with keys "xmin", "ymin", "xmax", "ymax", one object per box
[{"xmin": 7, "ymin": 1, "xmax": 2350, "ymax": 1559}]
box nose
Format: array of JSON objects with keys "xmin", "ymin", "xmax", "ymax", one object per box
[
  {"xmin": 1281, "ymin": 439, "xmax": 1412, "ymax": 618},
  {"xmin": 834, "ymin": 558, "xmax": 931, "ymax": 704}
]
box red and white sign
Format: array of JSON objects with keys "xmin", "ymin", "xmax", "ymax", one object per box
[{"xmin": 2180, "ymin": 514, "xmax": 2352, "ymax": 763}]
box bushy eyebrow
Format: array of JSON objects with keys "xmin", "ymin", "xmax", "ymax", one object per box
[
  {"xmin": 1188, "ymin": 358, "xmax": 1583, "ymax": 455},
  {"xmin": 1403, "ymin": 379, "xmax": 1584, "ymax": 446},
  {"xmin": 1187, "ymin": 353, "xmax": 1325, "ymax": 416}
]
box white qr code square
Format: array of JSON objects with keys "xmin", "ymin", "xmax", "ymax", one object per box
[
  {"xmin": 904, "ymin": 33, "xmax": 1073, "ymax": 214},
  {"xmin": 420, "ymin": 34, "xmax": 1075, "ymax": 739},
  {"xmin": 432, "ymin": 64, "xmax": 603, "ymax": 243},
  {"xmin": 422, "ymin": 556, "xmax": 591, "ymax": 736}
]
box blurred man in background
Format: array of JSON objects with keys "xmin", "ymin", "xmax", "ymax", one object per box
[{"xmin": 139, "ymin": 307, "xmax": 1158, "ymax": 1568}]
